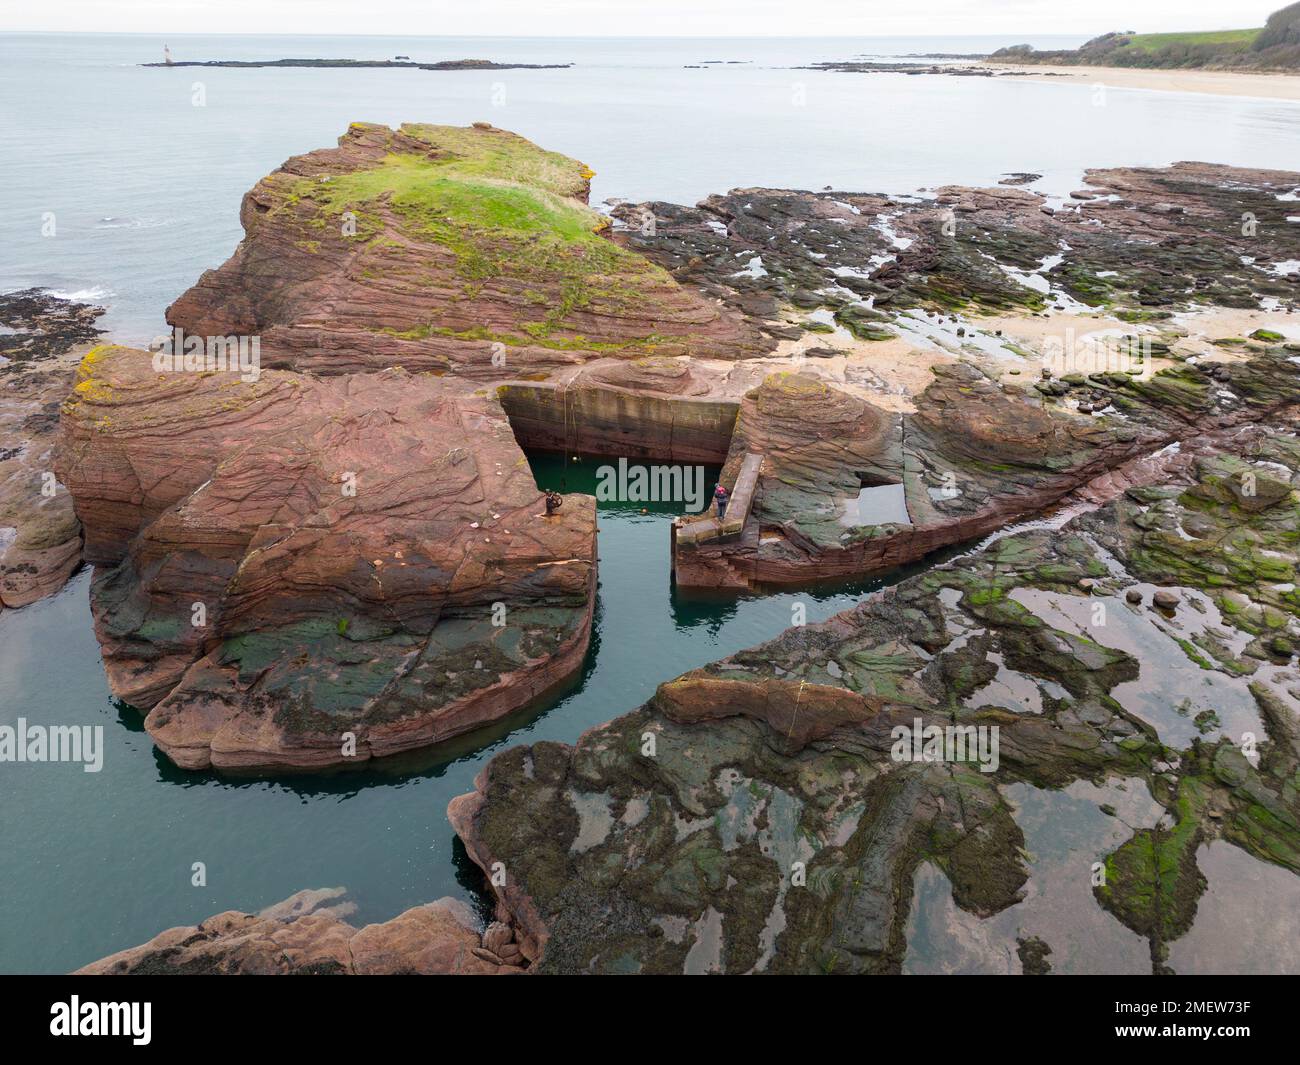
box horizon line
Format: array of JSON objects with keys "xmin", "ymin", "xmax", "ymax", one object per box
[{"xmin": 0, "ymin": 29, "xmax": 1192, "ymax": 40}]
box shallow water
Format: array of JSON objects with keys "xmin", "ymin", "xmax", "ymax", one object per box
[
  {"xmin": 841, "ymin": 482, "xmax": 910, "ymax": 527},
  {"xmin": 1009, "ymin": 585, "xmax": 1266, "ymax": 747},
  {"xmin": 903, "ymin": 778, "xmax": 1161, "ymax": 974},
  {"xmin": 1167, "ymin": 840, "xmax": 1300, "ymax": 975}
]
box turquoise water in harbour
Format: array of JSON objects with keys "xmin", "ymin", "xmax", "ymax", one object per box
[{"xmin": 0, "ymin": 454, "xmax": 909, "ymax": 972}]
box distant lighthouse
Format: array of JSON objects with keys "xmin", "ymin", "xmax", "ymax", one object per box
[{"xmin": 164, "ymin": 44, "xmax": 173, "ymax": 66}]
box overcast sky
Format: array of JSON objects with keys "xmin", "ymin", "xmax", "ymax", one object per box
[{"xmin": 1, "ymin": 1, "xmax": 1283, "ymax": 37}]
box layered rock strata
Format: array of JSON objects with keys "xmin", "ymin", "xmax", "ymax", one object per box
[
  {"xmin": 673, "ymin": 351, "xmax": 1300, "ymax": 588},
  {"xmin": 166, "ymin": 121, "xmax": 766, "ymax": 375},
  {"xmin": 60, "ymin": 122, "xmax": 769, "ymax": 773},
  {"xmin": 76, "ymin": 889, "xmax": 523, "ymax": 975},
  {"xmin": 59, "ymin": 346, "xmax": 596, "ymax": 771},
  {"xmin": 608, "ymin": 162, "xmax": 1300, "ymax": 587},
  {"xmin": 59, "ymin": 126, "xmax": 1299, "ymax": 777}
]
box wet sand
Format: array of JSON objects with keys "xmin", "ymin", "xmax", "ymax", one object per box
[
  {"xmin": 988, "ymin": 63, "xmax": 1300, "ymax": 102},
  {"xmin": 763, "ymin": 298, "xmax": 1298, "ymax": 415}
]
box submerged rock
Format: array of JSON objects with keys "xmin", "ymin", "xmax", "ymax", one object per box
[{"xmin": 1016, "ymin": 935, "xmax": 1053, "ymax": 974}]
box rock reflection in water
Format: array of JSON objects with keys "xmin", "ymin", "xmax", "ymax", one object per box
[
  {"xmin": 903, "ymin": 778, "xmax": 1161, "ymax": 974},
  {"xmin": 1167, "ymin": 841, "xmax": 1300, "ymax": 975}
]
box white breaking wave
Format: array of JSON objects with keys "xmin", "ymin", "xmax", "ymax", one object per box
[{"xmin": 42, "ymin": 287, "xmax": 112, "ymax": 301}]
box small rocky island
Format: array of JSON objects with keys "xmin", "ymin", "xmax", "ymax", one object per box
[
  {"xmin": 45, "ymin": 118, "xmax": 1300, "ymax": 974},
  {"xmin": 56, "ymin": 122, "xmax": 760, "ymax": 772},
  {"xmin": 143, "ymin": 57, "xmax": 572, "ymax": 70}
]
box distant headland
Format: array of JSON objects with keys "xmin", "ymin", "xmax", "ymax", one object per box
[{"xmin": 990, "ymin": 2, "xmax": 1300, "ymax": 71}]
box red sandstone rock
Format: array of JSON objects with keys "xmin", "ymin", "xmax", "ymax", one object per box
[
  {"xmin": 671, "ymin": 359, "xmax": 1300, "ymax": 589},
  {"xmin": 654, "ymin": 673, "xmax": 883, "ymax": 753},
  {"xmin": 165, "ymin": 122, "xmax": 767, "ymax": 375},
  {"xmin": 75, "ymin": 889, "xmax": 513, "ymax": 975},
  {"xmin": 58, "ymin": 345, "xmax": 596, "ymax": 771}
]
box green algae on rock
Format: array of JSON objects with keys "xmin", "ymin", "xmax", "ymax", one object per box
[
  {"xmin": 451, "ymin": 402, "xmax": 1300, "ymax": 973},
  {"xmin": 165, "ymin": 122, "xmax": 767, "ymax": 375}
]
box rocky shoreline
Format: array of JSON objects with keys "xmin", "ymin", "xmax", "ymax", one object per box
[
  {"xmin": 989, "ymin": 4, "xmax": 1300, "ymax": 72},
  {"xmin": 803, "ymin": 60, "xmax": 1056, "ymax": 78},
  {"xmin": 0, "ymin": 289, "xmax": 102, "ymax": 614},
  {"xmin": 613, "ymin": 161, "xmax": 1300, "ymax": 589},
  {"xmin": 75, "ymin": 888, "xmax": 524, "ymax": 974},
  {"xmin": 53, "ymin": 124, "xmax": 1300, "ymax": 774},
  {"xmin": 52, "ymin": 119, "xmax": 1300, "ymax": 973},
  {"xmin": 449, "ymin": 394, "xmax": 1300, "ymax": 972}
]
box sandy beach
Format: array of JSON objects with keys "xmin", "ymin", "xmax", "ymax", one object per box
[{"xmin": 989, "ymin": 63, "xmax": 1300, "ymax": 101}]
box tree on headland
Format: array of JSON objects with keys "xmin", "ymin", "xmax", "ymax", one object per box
[{"xmin": 1254, "ymin": 1, "xmax": 1300, "ymax": 49}]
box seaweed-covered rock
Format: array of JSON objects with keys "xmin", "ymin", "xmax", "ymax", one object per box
[
  {"xmin": 675, "ymin": 346, "xmax": 1300, "ymax": 588},
  {"xmin": 452, "ymin": 427, "xmax": 1300, "ymax": 974},
  {"xmin": 0, "ymin": 290, "xmax": 103, "ymax": 610},
  {"xmin": 614, "ymin": 162, "xmax": 1299, "ymax": 325}
]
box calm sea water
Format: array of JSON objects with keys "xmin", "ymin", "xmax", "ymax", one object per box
[
  {"xmin": 0, "ymin": 454, "xmax": 912, "ymax": 973},
  {"xmin": 4, "ymin": 31, "xmax": 1300, "ymax": 342},
  {"xmin": 1, "ymin": 33, "xmax": 1299, "ymax": 973}
]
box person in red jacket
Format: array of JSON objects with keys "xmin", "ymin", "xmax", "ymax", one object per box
[{"xmin": 713, "ymin": 483, "xmax": 729, "ymax": 520}]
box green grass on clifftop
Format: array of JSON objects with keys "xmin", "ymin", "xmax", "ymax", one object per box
[
  {"xmin": 280, "ymin": 123, "xmax": 660, "ymax": 296},
  {"xmin": 315, "ymin": 154, "xmax": 601, "ymax": 243},
  {"xmin": 1121, "ymin": 29, "xmax": 1260, "ymax": 52},
  {"xmin": 991, "ymin": 5, "xmax": 1300, "ymax": 70}
]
